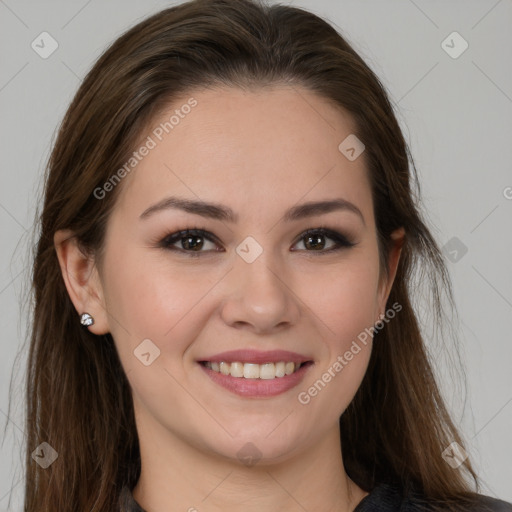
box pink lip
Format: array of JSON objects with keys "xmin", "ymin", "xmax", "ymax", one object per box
[
  {"xmin": 198, "ymin": 361, "xmax": 313, "ymax": 398},
  {"xmin": 197, "ymin": 349, "xmax": 312, "ymax": 365}
]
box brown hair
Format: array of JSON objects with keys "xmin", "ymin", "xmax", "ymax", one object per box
[{"xmin": 12, "ymin": 0, "xmax": 483, "ymax": 510}]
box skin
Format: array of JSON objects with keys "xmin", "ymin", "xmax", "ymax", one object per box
[{"xmin": 55, "ymin": 85, "xmax": 404, "ymax": 512}]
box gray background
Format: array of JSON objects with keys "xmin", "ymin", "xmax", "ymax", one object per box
[{"xmin": 1, "ymin": 0, "xmax": 511, "ymax": 509}]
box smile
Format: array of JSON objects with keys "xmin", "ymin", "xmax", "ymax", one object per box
[{"xmin": 198, "ymin": 360, "xmax": 314, "ymax": 398}]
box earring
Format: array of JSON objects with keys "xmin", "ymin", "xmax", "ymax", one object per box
[{"xmin": 80, "ymin": 312, "xmax": 94, "ymax": 327}]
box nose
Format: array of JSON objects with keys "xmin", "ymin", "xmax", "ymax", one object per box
[{"xmin": 219, "ymin": 251, "xmax": 301, "ymax": 335}]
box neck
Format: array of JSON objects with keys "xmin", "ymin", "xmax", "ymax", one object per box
[{"xmin": 132, "ymin": 414, "xmax": 367, "ymax": 512}]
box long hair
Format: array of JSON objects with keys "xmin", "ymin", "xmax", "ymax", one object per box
[{"xmin": 15, "ymin": 0, "xmax": 482, "ymax": 509}]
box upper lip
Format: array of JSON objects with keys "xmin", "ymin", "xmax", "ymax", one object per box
[{"xmin": 198, "ymin": 349, "xmax": 313, "ymax": 365}]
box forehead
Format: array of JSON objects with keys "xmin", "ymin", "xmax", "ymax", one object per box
[{"xmin": 114, "ymin": 86, "xmax": 373, "ymax": 225}]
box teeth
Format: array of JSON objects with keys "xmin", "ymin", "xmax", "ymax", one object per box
[
  {"xmin": 230, "ymin": 362, "xmax": 244, "ymax": 378},
  {"xmin": 285, "ymin": 362, "xmax": 295, "ymax": 375},
  {"xmin": 203, "ymin": 361, "xmax": 304, "ymax": 379},
  {"xmin": 260, "ymin": 363, "xmax": 276, "ymax": 380},
  {"xmin": 219, "ymin": 362, "xmax": 230, "ymax": 375},
  {"xmin": 275, "ymin": 362, "xmax": 285, "ymax": 378}
]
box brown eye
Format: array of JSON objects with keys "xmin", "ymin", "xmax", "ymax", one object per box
[
  {"xmin": 181, "ymin": 234, "xmax": 205, "ymax": 251},
  {"xmin": 303, "ymin": 233, "xmax": 328, "ymax": 251},
  {"xmin": 292, "ymin": 228, "xmax": 356, "ymax": 253},
  {"xmin": 160, "ymin": 229, "xmax": 221, "ymax": 255}
]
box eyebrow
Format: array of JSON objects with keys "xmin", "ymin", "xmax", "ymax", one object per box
[{"xmin": 139, "ymin": 196, "xmax": 365, "ymax": 225}]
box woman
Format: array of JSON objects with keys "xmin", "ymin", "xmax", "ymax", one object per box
[{"xmin": 23, "ymin": 0, "xmax": 512, "ymax": 510}]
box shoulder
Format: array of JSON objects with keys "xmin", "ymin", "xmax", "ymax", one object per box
[
  {"xmin": 118, "ymin": 484, "xmax": 147, "ymax": 512},
  {"xmin": 465, "ymin": 494, "xmax": 512, "ymax": 512},
  {"xmin": 354, "ymin": 482, "xmax": 512, "ymax": 512}
]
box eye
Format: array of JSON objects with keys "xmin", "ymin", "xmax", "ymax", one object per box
[
  {"xmin": 158, "ymin": 226, "xmax": 356, "ymax": 257},
  {"xmin": 158, "ymin": 228, "xmax": 222, "ymax": 256},
  {"xmin": 291, "ymin": 228, "xmax": 356, "ymax": 254}
]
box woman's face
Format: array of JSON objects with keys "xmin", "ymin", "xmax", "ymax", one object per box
[{"xmin": 90, "ymin": 86, "xmax": 402, "ymax": 463}]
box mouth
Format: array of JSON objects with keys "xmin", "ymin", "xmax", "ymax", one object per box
[{"xmin": 197, "ymin": 350, "xmax": 314, "ymax": 398}]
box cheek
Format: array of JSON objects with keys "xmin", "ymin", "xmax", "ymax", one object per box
[
  {"xmin": 290, "ymin": 253, "xmax": 380, "ymax": 410},
  {"xmin": 101, "ymin": 245, "xmax": 223, "ymax": 361},
  {"xmin": 295, "ymin": 271, "xmax": 376, "ymax": 420},
  {"xmin": 296, "ymin": 255, "xmax": 381, "ymax": 347}
]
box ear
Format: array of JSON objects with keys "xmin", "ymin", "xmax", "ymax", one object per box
[
  {"xmin": 376, "ymin": 227, "xmax": 405, "ymax": 322},
  {"xmin": 54, "ymin": 229, "xmax": 110, "ymax": 335}
]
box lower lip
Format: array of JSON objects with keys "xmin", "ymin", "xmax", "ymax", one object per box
[{"xmin": 198, "ymin": 362, "xmax": 313, "ymax": 398}]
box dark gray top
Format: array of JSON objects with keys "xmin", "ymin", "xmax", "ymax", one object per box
[
  {"xmin": 118, "ymin": 482, "xmax": 512, "ymax": 511},
  {"xmin": 352, "ymin": 483, "xmax": 512, "ymax": 511}
]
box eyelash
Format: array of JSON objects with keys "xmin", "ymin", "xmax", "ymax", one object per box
[{"xmin": 157, "ymin": 225, "xmax": 357, "ymax": 257}]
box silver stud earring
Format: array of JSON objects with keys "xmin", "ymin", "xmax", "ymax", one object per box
[{"xmin": 80, "ymin": 312, "xmax": 94, "ymax": 327}]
